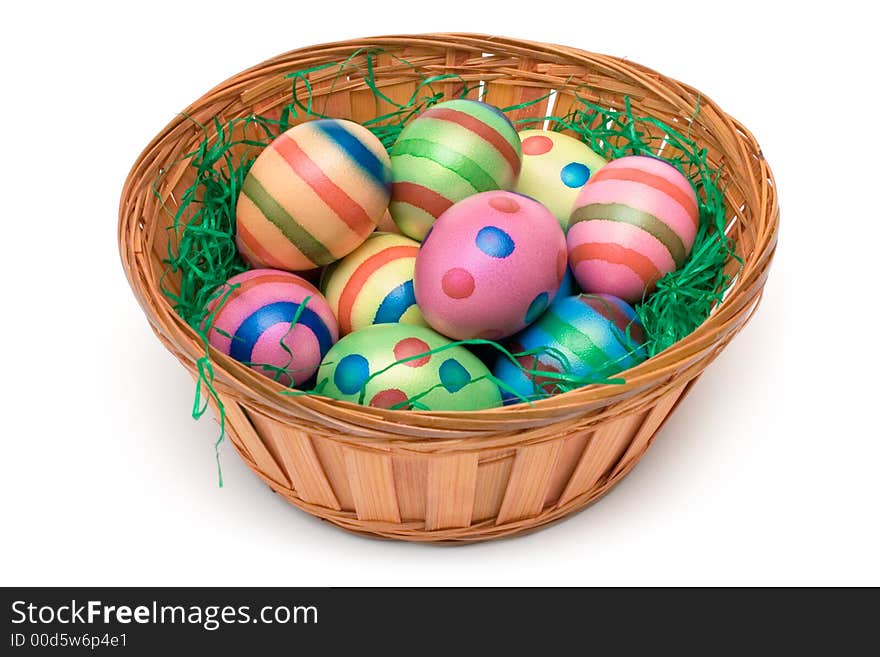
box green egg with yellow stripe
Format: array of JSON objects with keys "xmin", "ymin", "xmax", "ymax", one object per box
[
  {"xmin": 236, "ymin": 119, "xmax": 392, "ymax": 271},
  {"xmin": 389, "ymin": 99, "xmax": 522, "ymax": 241}
]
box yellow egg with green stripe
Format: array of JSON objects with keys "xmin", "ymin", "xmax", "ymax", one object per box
[
  {"xmin": 236, "ymin": 119, "xmax": 392, "ymax": 271},
  {"xmin": 321, "ymin": 232, "xmax": 428, "ymax": 335},
  {"xmin": 390, "ymin": 99, "xmax": 522, "ymax": 241}
]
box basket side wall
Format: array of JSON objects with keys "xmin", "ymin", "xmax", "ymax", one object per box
[{"xmin": 217, "ymin": 381, "xmax": 692, "ymax": 542}]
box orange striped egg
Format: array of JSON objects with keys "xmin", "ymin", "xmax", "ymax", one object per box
[
  {"xmin": 236, "ymin": 119, "xmax": 392, "ymax": 271},
  {"xmin": 567, "ymin": 156, "xmax": 700, "ymax": 303},
  {"xmin": 321, "ymin": 232, "xmax": 427, "ymax": 335}
]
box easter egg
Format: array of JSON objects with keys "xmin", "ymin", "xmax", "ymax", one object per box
[
  {"xmin": 389, "ymin": 99, "xmax": 522, "ymax": 241},
  {"xmin": 321, "ymin": 232, "xmax": 427, "ymax": 335},
  {"xmin": 515, "ymin": 129, "xmax": 607, "ymax": 230},
  {"xmin": 236, "ymin": 119, "xmax": 392, "ymax": 271},
  {"xmin": 493, "ymin": 294, "xmax": 647, "ymax": 404},
  {"xmin": 206, "ymin": 269, "xmax": 339, "ymax": 387},
  {"xmin": 316, "ymin": 324, "xmax": 502, "ymax": 410},
  {"xmin": 414, "ymin": 190, "xmax": 566, "ymax": 341},
  {"xmin": 567, "ymin": 155, "xmax": 699, "ymax": 303}
]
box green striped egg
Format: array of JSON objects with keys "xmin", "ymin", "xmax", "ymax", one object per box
[{"xmin": 389, "ymin": 99, "xmax": 522, "ymax": 241}]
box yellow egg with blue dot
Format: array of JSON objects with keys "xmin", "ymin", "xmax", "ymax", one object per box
[{"xmin": 514, "ymin": 129, "xmax": 607, "ymax": 231}]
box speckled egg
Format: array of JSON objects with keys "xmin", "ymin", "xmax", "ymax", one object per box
[
  {"xmin": 320, "ymin": 232, "xmax": 427, "ymax": 335},
  {"xmin": 206, "ymin": 269, "xmax": 339, "ymax": 387},
  {"xmin": 389, "ymin": 99, "xmax": 522, "ymax": 241},
  {"xmin": 567, "ymin": 155, "xmax": 700, "ymax": 303},
  {"xmin": 316, "ymin": 324, "xmax": 502, "ymax": 410},
  {"xmin": 494, "ymin": 294, "xmax": 647, "ymax": 404},
  {"xmin": 515, "ymin": 129, "xmax": 607, "ymax": 230},
  {"xmin": 414, "ymin": 190, "xmax": 567, "ymax": 341},
  {"xmin": 236, "ymin": 119, "xmax": 392, "ymax": 271}
]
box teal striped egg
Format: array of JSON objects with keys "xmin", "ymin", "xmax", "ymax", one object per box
[
  {"xmin": 493, "ymin": 294, "xmax": 647, "ymax": 404},
  {"xmin": 389, "ymin": 99, "xmax": 522, "ymax": 241}
]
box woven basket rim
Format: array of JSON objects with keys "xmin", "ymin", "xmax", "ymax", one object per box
[{"xmin": 118, "ymin": 33, "xmax": 778, "ymax": 442}]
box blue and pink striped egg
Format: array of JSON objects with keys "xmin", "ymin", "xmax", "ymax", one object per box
[
  {"xmin": 414, "ymin": 190, "xmax": 567, "ymax": 341},
  {"xmin": 206, "ymin": 269, "xmax": 339, "ymax": 387},
  {"xmin": 567, "ymin": 155, "xmax": 700, "ymax": 303},
  {"xmin": 494, "ymin": 294, "xmax": 647, "ymax": 404}
]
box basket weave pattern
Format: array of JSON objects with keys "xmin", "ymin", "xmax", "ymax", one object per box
[{"xmin": 119, "ymin": 34, "xmax": 777, "ymax": 542}]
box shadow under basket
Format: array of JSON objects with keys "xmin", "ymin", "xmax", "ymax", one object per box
[{"xmin": 118, "ymin": 34, "xmax": 778, "ymax": 543}]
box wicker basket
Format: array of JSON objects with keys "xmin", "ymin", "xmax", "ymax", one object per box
[{"xmin": 118, "ymin": 34, "xmax": 778, "ymax": 543}]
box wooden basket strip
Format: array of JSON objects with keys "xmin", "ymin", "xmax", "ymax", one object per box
[
  {"xmin": 610, "ymin": 383, "xmax": 691, "ymax": 480},
  {"xmin": 496, "ymin": 441, "xmax": 565, "ymax": 524},
  {"xmin": 247, "ymin": 412, "xmax": 341, "ymax": 510},
  {"xmin": 556, "ymin": 412, "xmax": 648, "ymax": 508},
  {"xmin": 543, "ymin": 431, "xmax": 592, "ymax": 508},
  {"xmin": 218, "ymin": 395, "xmax": 289, "ymax": 489},
  {"xmin": 342, "ymin": 448, "xmax": 402, "ymax": 523},
  {"xmin": 425, "ymin": 454, "xmax": 479, "ymax": 530},
  {"xmin": 472, "ymin": 455, "xmax": 515, "ymax": 523},
  {"xmin": 392, "ymin": 456, "xmax": 428, "ymax": 521},
  {"xmin": 310, "ymin": 438, "xmax": 356, "ymax": 510}
]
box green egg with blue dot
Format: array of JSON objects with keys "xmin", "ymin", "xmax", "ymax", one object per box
[{"xmin": 315, "ymin": 324, "xmax": 502, "ymax": 411}]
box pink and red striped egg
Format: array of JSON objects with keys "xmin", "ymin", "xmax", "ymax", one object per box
[
  {"xmin": 567, "ymin": 155, "xmax": 700, "ymax": 303},
  {"xmin": 206, "ymin": 269, "xmax": 339, "ymax": 387},
  {"xmin": 414, "ymin": 190, "xmax": 566, "ymax": 341}
]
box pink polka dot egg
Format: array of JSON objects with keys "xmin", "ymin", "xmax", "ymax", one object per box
[
  {"xmin": 414, "ymin": 190, "xmax": 567, "ymax": 341},
  {"xmin": 316, "ymin": 324, "xmax": 502, "ymax": 410},
  {"xmin": 206, "ymin": 269, "xmax": 339, "ymax": 387}
]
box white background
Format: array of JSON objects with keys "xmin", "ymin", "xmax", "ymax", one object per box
[{"xmin": 1, "ymin": 1, "xmax": 877, "ymax": 586}]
